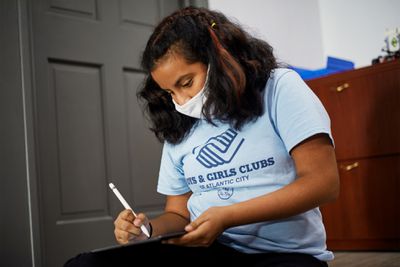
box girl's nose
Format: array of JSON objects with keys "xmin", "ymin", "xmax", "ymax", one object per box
[{"xmin": 174, "ymin": 93, "xmax": 190, "ymax": 106}]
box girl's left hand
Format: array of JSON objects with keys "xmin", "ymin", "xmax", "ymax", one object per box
[{"xmin": 163, "ymin": 206, "xmax": 228, "ymax": 247}]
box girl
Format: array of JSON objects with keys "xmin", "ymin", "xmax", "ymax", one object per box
[{"xmin": 66, "ymin": 6, "xmax": 339, "ymax": 267}]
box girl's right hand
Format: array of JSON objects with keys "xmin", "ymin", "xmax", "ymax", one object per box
[{"xmin": 113, "ymin": 209, "xmax": 150, "ymax": 244}]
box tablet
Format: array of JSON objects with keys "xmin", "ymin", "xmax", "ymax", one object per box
[{"xmin": 91, "ymin": 231, "xmax": 186, "ymax": 253}]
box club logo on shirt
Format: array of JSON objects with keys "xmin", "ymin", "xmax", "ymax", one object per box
[
  {"xmin": 192, "ymin": 128, "xmax": 245, "ymax": 168},
  {"xmin": 217, "ymin": 187, "xmax": 234, "ymax": 200}
]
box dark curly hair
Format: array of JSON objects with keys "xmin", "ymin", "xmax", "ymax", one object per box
[{"xmin": 138, "ymin": 6, "xmax": 277, "ymax": 144}]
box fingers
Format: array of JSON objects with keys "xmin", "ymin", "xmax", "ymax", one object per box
[
  {"xmin": 119, "ymin": 209, "xmax": 135, "ymax": 222},
  {"xmin": 114, "ymin": 219, "xmax": 139, "ymax": 244},
  {"xmin": 184, "ymin": 216, "xmax": 205, "ymax": 232},
  {"xmin": 165, "ymin": 208, "xmax": 225, "ymax": 247},
  {"xmin": 114, "ymin": 228, "xmax": 134, "ymax": 244},
  {"xmin": 114, "ymin": 210, "xmax": 147, "ymax": 244},
  {"xmin": 133, "ymin": 213, "xmax": 149, "ymax": 229},
  {"xmin": 164, "ymin": 217, "xmax": 211, "ymax": 247},
  {"xmin": 120, "ymin": 219, "xmax": 141, "ymax": 234}
]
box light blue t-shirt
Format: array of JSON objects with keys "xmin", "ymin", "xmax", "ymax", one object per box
[{"xmin": 157, "ymin": 69, "xmax": 334, "ymax": 261}]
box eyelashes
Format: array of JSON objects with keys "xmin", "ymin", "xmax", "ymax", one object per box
[
  {"xmin": 181, "ymin": 79, "xmax": 193, "ymax": 88},
  {"xmin": 163, "ymin": 78, "xmax": 194, "ymax": 95}
]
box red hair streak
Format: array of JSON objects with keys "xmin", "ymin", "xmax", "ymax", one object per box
[{"xmin": 209, "ymin": 28, "xmax": 246, "ymax": 101}]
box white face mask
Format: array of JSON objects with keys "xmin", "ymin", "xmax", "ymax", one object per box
[{"xmin": 172, "ymin": 66, "xmax": 209, "ymax": 119}]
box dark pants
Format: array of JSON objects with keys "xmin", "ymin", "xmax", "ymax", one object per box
[{"xmin": 64, "ymin": 241, "xmax": 328, "ymax": 267}]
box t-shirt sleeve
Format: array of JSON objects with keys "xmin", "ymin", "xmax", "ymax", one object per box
[
  {"xmin": 271, "ymin": 70, "xmax": 334, "ymax": 153},
  {"xmin": 157, "ymin": 142, "xmax": 191, "ymax": 195}
]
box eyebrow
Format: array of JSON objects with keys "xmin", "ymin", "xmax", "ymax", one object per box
[{"xmin": 174, "ymin": 73, "xmax": 192, "ymax": 87}]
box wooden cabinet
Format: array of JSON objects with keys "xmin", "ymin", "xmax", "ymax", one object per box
[{"xmin": 306, "ymin": 60, "xmax": 400, "ymax": 250}]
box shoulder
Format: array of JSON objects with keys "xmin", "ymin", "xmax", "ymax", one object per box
[
  {"xmin": 267, "ymin": 68, "xmax": 304, "ymax": 90},
  {"xmin": 264, "ymin": 68, "xmax": 306, "ymax": 105}
]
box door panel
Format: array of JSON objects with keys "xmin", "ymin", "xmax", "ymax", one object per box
[
  {"xmin": 50, "ymin": 60, "xmax": 108, "ymax": 215},
  {"xmin": 32, "ymin": 0, "xmax": 182, "ymax": 266}
]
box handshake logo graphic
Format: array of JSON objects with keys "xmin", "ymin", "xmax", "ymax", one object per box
[{"xmin": 193, "ymin": 128, "xmax": 245, "ymax": 168}]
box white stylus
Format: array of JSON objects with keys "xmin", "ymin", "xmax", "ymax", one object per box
[{"xmin": 109, "ymin": 182, "xmax": 150, "ymax": 238}]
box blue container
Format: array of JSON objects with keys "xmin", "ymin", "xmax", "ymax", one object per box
[
  {"xmin": 326, "ymin": 56, "xmax": 355, "ymax": 71},
  {"xmin": 290, "ymin": 56, "xmax": 355, "ymax": 80}
]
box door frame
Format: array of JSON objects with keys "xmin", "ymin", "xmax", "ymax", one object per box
[{"xmin": 1, "ymin": 0, "xmax": 42, "ymax": 266}]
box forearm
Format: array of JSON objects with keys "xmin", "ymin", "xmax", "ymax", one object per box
[
  {"xmin": 223, "ymin": 174, "xmax": 339, "ymax": 229},
  {"xmin": 149, "ymin": 192, "xmax": 192, "ymax": 237},
  {"xmin": 221, "ymin": 135, "xmax": 340, "ymax": 229},
  {"xmin": 150, "ymin": 211, "xmax": 190, "ymax": 237}
]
